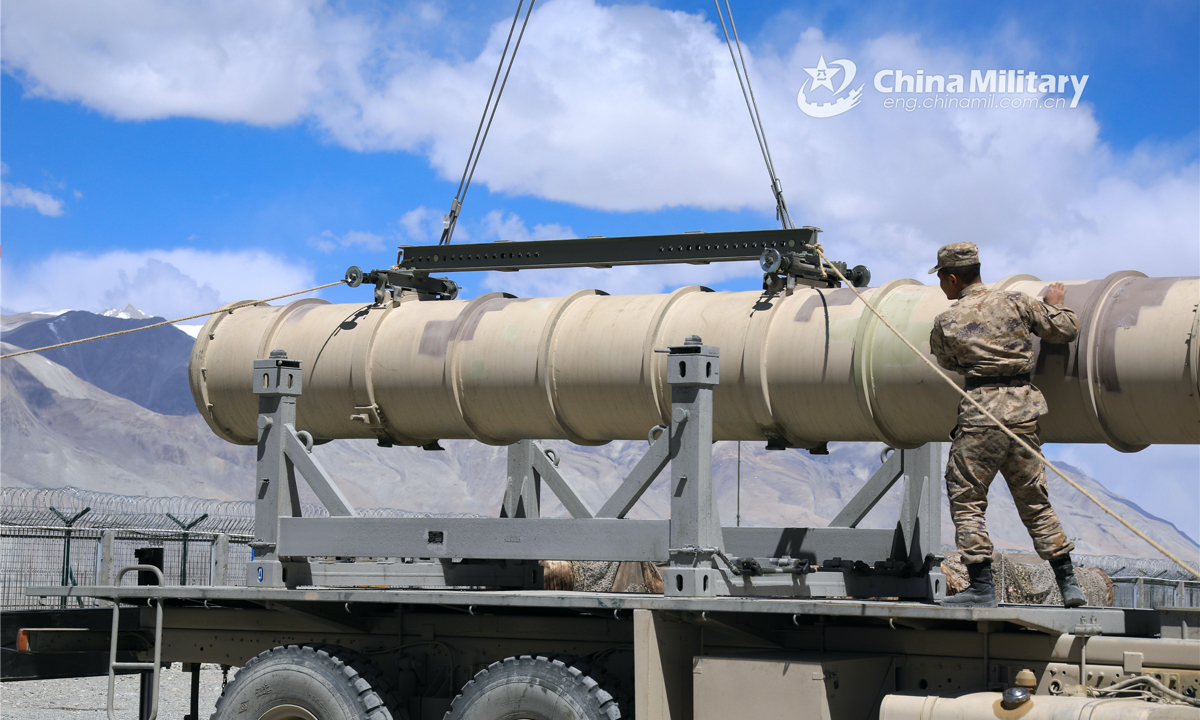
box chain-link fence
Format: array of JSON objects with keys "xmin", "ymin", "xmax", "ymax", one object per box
[
  {"xmin": 1, "ymin": 487, "xmax": 482, "ymax": 610},
  {"xmin": 1, "ymin": 525, "xmax": 253, "ymax": 609},
  {"xmin": 0, "ymin": 485, "xmax": 260, "ymax": 609}
]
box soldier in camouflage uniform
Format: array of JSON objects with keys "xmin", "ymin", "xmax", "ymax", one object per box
[{"xmin": 928, "ymin": 242, "xmax": 1087, "ymax": 608}]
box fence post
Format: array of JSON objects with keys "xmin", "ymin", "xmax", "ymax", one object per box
[
  {"xmin": 166, "ymin": 513, "xmax": 209, "ymax": 586},
  {"xmin": 98, "ymin": 530, "xmax": 115, "ymax": 586},
  {"xmin": 211, "ymin": 534, "xmax": 230, "ymax": 586},
  {"xmin": 50, "ymin": 506, "xmax": 91, "ymax": 608},
  {"xmin": 1136, "ymin": 577, "xmax": 1145, "ymax": 609}
]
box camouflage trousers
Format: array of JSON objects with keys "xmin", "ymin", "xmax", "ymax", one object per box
[{"xmin": 947, "ymin": 426, "xmax": 1074, "ymax": 565}]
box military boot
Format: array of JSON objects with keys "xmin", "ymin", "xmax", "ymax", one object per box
[
  {"xmin": 1051, "ymin": 557, "xmax": 1087, "ymax": 608},
  {"xmin": 941, "ymin": 561, "xmax": 997, "ymax": 608}
]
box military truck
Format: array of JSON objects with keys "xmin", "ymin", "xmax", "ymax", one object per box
[{"xmin": 13, "ymin": 231, "xmax": 1200, "ymax": 719}]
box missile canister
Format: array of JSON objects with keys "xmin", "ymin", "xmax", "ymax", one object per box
[{"xmin": 189, "ymin": 271, "xmax": 1199, "ymax": 451}]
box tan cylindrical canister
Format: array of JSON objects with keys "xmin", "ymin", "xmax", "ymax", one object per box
[
  {"xmin": 879, "ymin": 691, "xmax": 1178, "ymax": 719},
  {"xmin": 189, "ymin": 272, "xmax": 1200, "ymax": 451}
]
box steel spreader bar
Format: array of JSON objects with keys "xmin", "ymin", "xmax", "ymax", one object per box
[{"xmin": 401, "ymin": 227, "xmax": 818, "ymax": 274}]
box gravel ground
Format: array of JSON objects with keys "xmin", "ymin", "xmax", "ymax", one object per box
[{"xmin": 2, "ymin": 664, "xmax": 226, "ymax": 719}]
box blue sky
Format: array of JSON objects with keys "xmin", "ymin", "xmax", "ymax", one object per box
[{"xmin": 2, "ymin": 0, "xmax": 1197, "ymax": 543}]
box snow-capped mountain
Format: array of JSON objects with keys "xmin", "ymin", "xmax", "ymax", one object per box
[{"xmin": 101, "ymin": 304, "xmax": 151, "ymax": 320}]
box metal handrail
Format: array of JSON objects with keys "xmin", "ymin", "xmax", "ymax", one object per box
[{"xmin": 108, "ymin": 565, "xmax": 163, "ymax": 720}]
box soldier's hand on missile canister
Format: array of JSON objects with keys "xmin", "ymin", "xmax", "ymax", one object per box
[{"xmin": 1044, "ymin": 282, "xmax": 1067, "ymax": 306}]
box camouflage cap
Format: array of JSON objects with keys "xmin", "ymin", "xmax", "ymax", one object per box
[{"xmin": 928, "ymin": 242, "xmax": 980, "ymax": 275}]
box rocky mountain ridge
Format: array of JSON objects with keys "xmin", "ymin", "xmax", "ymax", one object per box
[{"xmin": 1, "ymin": 310, "xmax": 197, "ymax": 416}]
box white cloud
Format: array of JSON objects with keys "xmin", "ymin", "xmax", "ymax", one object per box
[
  {"xmin": 3, "ymin": 0, "xmax": 1193, "ymax": 287},
  {"xmin": 1, "ymin": 181, "xmax": 65, "ymax": 216},
  {"xmin": 320, "ymin": 1, "xmax": 765, "ymax": 211},
  {"xmin": 0, "ymin": 0, "xmax": 360, "ymax": 125},
  {"xmin": 1, "ymin": 248, "xmax": 317, "ymax": 319},
  {"xmin": 1, "ymin": 163, "xmax": 65, "ymax": 216},
  {"xmin": 308, "ymin": 229, "xmax": 388, "ymax": 253},
  {"xmin": 478, "ymin": 209, "xmax": 571, "ymax": 243},
  {"xmin": 399, "ymin": 206, "xmax": 442, "ymax": 244}
]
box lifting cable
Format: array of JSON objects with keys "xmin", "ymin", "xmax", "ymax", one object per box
[
  {"xmin": 713, "ymin": 0, "xmax": 795, "ymax": 230},
  {"xmin": 438, "ymin": 0, "xmax": 536, "ymax": 246},
  {"xmin": 716, "ymin": 0, "xmax": 795, "ymax": 525},
  {"xmin": 807, "ymin": 245, "xmax": 1200, "ymax": 580},
  {"xmin": 0, "ymin": 281, "xmax": 346, "ymax": 361}
]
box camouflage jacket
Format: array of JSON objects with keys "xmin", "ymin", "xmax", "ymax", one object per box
[{"xmin": 929, "ymin": 283, "xmax": 1079, "ymax": 427}]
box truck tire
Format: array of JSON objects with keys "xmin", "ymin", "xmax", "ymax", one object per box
[
  {"xmin": 211, "ymin": 644, "xmax": 402, "ymax": 720},
  {"xmin": 446, "ymin": 654, "xmax": 627, "ymax": 720}
]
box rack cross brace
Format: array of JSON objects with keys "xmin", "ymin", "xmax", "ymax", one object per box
[{"xmin": 246, "ymin": 345, "xmax": 944, "ymax": 600}]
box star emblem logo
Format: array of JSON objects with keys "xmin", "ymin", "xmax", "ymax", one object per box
[
  {"xmin": 804, "ymin": 56, "xmax": 842, "ymax": 92},
  {"xmin": 797, "ymin": 56, "xmax": 863, "ymax": 118}
]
